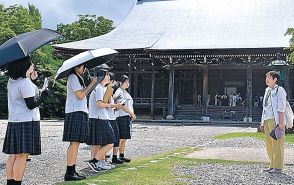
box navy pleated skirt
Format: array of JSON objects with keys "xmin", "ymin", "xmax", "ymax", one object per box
[
  {"xmin": 3, "ymin": 121, "xmax": 41, "ymax": 155},
  {"xmin": 62, "ymin": 111, "xmax": 89, "ymax": 143},
  {"xmin": 109, "ymin": 120, "xmax": 120, "ymax": 147},
  {"xmin": 87, "ymin": 118, "xmax": 115, "ymax": 146},
  {"xmin": 116, "ymin": 115, "xmax": 132, "ymax": 139}
]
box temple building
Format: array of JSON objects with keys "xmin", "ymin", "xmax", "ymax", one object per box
[{"xmin": 54, "ymin": 0, "xmax": 294, "ymax": 121}]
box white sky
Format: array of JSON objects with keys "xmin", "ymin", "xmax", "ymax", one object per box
[{"xmin": 0, "ymin": 0, "xmax": 137, "ymax": 29}]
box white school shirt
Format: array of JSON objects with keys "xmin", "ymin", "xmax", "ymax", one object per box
[
  {"xmin": 107, "ymin": 97, "xmax": 116, "ymax": 120},
  {"xmin": 114, "ymin": 88, "xmax": 134, "ymax": 117},
  {"xmin": 88, "ymin": 83, "xmax": 110, "ymax": 120},
  {"xmin": 65, "ymin": 74, "xmax": 88, "ymax": 114},
  {"xmin": 8, "ymin": 78, "xmax": 40, "ymax": 122}
]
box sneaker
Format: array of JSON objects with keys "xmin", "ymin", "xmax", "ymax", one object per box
[
  {"xmin": 119, "ymin": 157, "xmax": 131, "ymax": 163},
  {"xmin": 87, "ymin": 160, "xmax": 101, "ymax": 172},
  {"xmin": 97, "ymin": 160, "xmax": 112, "ymax": 170},
  {"xmin": 105, "ymin": 161, "xmax": 116, "ymax": 169},
  {"xmin": 112, "ymin": 157, "xmax": 124, "ymax": 164},
  {"xmin": 263, "ymin": 168, "xmax": 273, "ymax": 172},
  {"xmin": 269, "ymin": 169, "xmax": 282, "ymax": 174}
]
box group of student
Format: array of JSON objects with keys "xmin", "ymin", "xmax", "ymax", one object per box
[{"xmin": 2, "ymin": 56, "xmax": 136, "ymax": 184}]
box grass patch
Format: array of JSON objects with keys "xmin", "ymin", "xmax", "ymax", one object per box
[
  {"xmin": 59, "ymin": 148, "xmax": 200, "ymax": 185},
  {"xmin": 213, "ymin": 132, "xmax": 294, "ymax": 144}
]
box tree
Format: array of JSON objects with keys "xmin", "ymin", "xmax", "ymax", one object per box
[
  {"xmin": 0, "ymin": 3, "xmax": 115, "ymax": 119},
  {"xmin": 285, "ymin": 28, "xmax": 294, "ymax": 63},
  {"xmin": 57, "ymin": 14, "xmax": 114, "ymax": 43}
]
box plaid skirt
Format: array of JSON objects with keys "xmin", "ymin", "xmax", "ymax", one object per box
[
  {"xmin": 2, "ymin": 121, "xmax": 41, "ymax": 155},
  {"xmin": 87, "ymin": 119, "xmax": 115, "ymax": 146},
  {"xmin": 116, "ymin": 115, "xmax": 132, "ymax": 139},
  {"xmin": 62, "ymin": 111, "xmax": 89, "ymax": 143},
  {"xmin": 109, "ymin": 120, "xmax": 120, "ymax": 147}
]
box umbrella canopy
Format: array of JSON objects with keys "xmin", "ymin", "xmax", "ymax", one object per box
[
  {"xmin": 55, "ymin": 48, "xmax": 118, "ymax": 80},
  {"xmin": 0, "ymin": 28, "xmax": 61, "ymax": 67}
]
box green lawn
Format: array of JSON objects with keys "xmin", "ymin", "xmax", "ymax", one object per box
[
  {"xmin": 213, "ymin": 132, "xmax": 294, "ymax": 144},
  {"xmin": 59, "ymin": 148, "xmax": 199, "ymax": 185}
]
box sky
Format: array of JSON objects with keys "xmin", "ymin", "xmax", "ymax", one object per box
[{"xmin": 0, "ymin": 0, "xmax": 137, "ymax": 29}]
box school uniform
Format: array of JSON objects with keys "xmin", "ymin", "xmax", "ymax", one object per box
[
  {"xmin": 107, "ymin": 97, "xmax": 120, "ymax": 147},
  {"xmin": 87, "ymin": 83, "xmax": 115, "ymax": 146},
  {"xmin": 114, "ymin": 88, "xmax": 134, "ymax": 139},
  {"xmin": 3, "ymin": 78, "xmax": 41, "ymax": 155},
  {"xmin": 62, "ymin": 74, "xmax": 89, "ymax": 143}
]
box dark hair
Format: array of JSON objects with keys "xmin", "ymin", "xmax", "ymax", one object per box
[
  {"xmin": 69, "ymin": 64, "xmax": 85, "ymax": 88},
  {"xmin": 7, "ymin": 57, "xmax": 32, "ymax": 80},
  {"xmin": 96, "ymin": 69, "xmax": 108, "ymax": 83},
  {"xmin": 266, "ymin": 71, "xmax": 280, "ymax": 83},
  {"xmin": 109, "ymin": 72, "xmax": 115, "ymax": 81},
  {"xmin": 119, "ymin": 75, "xmax": 129, "ymax": 84}
]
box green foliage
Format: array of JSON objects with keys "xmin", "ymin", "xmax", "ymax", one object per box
[
  {"xmin": 285, "ymin": 28, "xmax": 294, "ymax": 63},
  {"xmin": 57, "ymin": 14, "xmax": 114, "ymax": 43},
  {"xmin": 0, "ymin": 3, "xmax": 114, "ymax": 119}
]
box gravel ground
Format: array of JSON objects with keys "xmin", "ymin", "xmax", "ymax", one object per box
[
  {"xmin": 0, "ymin": 120, "xmax": 293, "ymax": 185},
  {"xmin": 0, "ymin": 121, "xmax": 241, "ymax": 185},
  {"xmin": 175, "ymin": 162, "xmax": 294, "ymax": 185}
]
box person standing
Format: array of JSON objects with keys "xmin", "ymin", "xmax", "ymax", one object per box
[
  {"xmin": 2, "ymin": 57, "xmax": 45, "ymax": 185},
  {"xmin": 106, "ymin": 72, "xmax": 124, "ymax": 164},
  {"xmin": 260, "ymin": 71, "xmax": 287, "ymax": 174},
  {"xmin": 87, "ymin": 69, "xmax": 121, "ymax": 171},
  {"xmin": 114, "ymin": 75, "xmax": 136, "ymax": 163},
  {"xmin": 63, "ymin": 64, "xmax": 97, "ymax": 181}
]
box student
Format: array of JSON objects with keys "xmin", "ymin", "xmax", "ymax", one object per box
[
  {"xmin": 114, "ymin": 75, "xmax": 136, "ymax": 163},
  {"xmin": 2, "ymin": 57, "xmax": 45, "ymax": 185},
  {"xmin": 63, "ymin": 64, "xmax": 97, "ymax": 181},
  {"xmin": 87, "ymin": 69, "xmax": 121, "ymax": 171},
  {"xmin": 107, "ymin": 72, "xmax": 124, "ymax": 164},
  {"xmin": 260, "ymin": 71, "xmax": 287, "ymax": 174}
]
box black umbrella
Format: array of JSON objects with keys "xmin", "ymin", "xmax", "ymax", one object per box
[{"xmin": 0, "ymin": 28, "xmax": 61, "ymax": 67}]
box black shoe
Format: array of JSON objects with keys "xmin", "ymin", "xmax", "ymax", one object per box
[
  {"xmin": 64, "ymin": 173, "xmax": 84, "ymax": 181},
  {"xmin": 119, "ymin": 157, "xmax": 131, "ymax": 163},
  {"xmin": 74, "ymin": 172, "xmax": 86, "ymax": 180},
  {"xmin": 112, "ymin": 157, "xmax": 124, "ymax": 164},
  {"xmin": 105, "ymin": 154, "xmax": 111, "ymax": 158}
]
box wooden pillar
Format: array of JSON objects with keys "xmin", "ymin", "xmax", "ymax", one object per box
[
  {"xmin": 246, "ymin": 56, "xmax": 253, "ymax": 118},
  {"xmin": 167, "ymin": 58, "xmax": 175, "ymax": 119},
  {"xmin": 193, "ymin": 68, "xmax": 197, "ymax": 106},
  {"xmin": 202, "ymin": 64, "xmax": 208, "ymax": 116},
  {"xmin": 178, "ymin": 72, "xmax": 182, "ymax": 103},
  {"xmin": 128, "ymin": 57, "xmax": 132, "ymax": 94},
  {"xmin": 151, "ymin": 64, "xmax": 155, "ymax": 119},
  {"xmin": 285, "ymin": 68, "xmax": 291, "ymax": 100},
  {"xmin": 134, "ymin": 73, "xmax": 138, "ymax": 99}
]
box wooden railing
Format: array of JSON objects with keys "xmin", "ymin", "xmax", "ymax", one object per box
[{"xmin": 133, "ymin": 98, "xmax": 170, "ymax": 108}]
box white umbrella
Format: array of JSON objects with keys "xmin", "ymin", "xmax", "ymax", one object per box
[{"xmin": 55, "ymin": 48, "xmax": 118, "ymax": 80}]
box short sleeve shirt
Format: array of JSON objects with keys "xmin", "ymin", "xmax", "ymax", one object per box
[
  {"xmin": 8, "ymin": 78, "xmax": 40, "ymax": 122},
  {"xmin": 89, "ymin": 83, "xmax": 110, "ymax": 120},
  {"xmin": 114, "ymin": 88, "xmax": 134, "ymax": 117},
  {"xmin": 65, "ymin": 74, "xmax": 88, "ymax": 114}
]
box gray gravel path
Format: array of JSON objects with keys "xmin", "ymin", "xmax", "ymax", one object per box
[
  {"xmin": 175, "ymin": 162, "xmax": 294, "ymax": 185},
  {"xmin": 0, "ymin": 120, "xmax": 241, "ymax": 185}
]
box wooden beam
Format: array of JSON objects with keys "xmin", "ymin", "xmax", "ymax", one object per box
[
  {"xmin": 151, "ymin": 64, "xmax": 155, "ymax": 119},
  {"xmin": 202, "ymin": 65, "xmax": 208, "ymax": 116},
  {"xmin": 246, "ymin": 56, "xmax": 253, "ymax": 118},
  {"xmin": 167, "ymin": 58, "xmax": 175, "ymax": 119}
]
